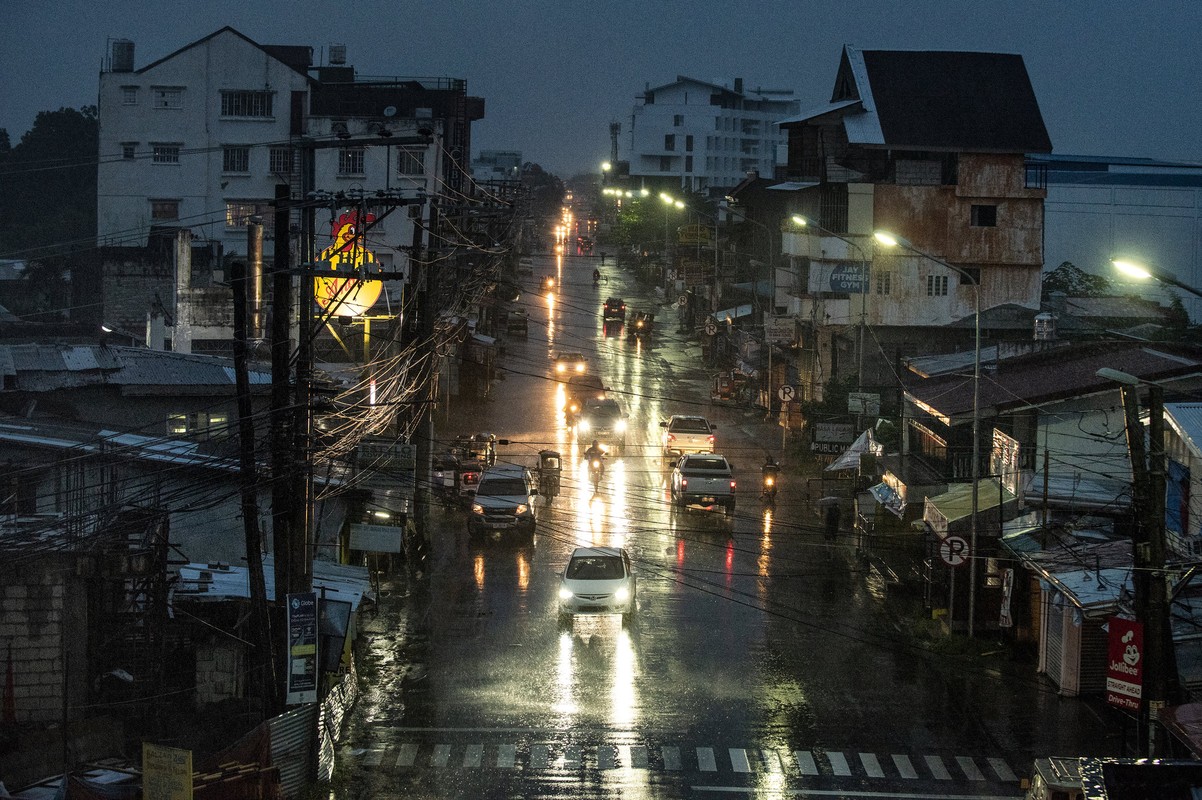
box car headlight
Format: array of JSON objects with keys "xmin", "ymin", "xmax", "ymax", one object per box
[
  {"xmin": 470, "ymin": 503, "xmax": 485, "ymax": 515},
  {"xmin": 515, "ymin": 504, "xmax": 528, "ymax": 515},
  {"xmin": 615, "ymin": 420, "xmax": 627, "ymax": 433},
  {"xmin": 614, "ymin": 587, "xmax": 630, "ymax": 602},
  {"xmin": 575, "ymin": 363, "xmax": 585, "ymax": 373},
  {"xmin": 556, "ymin": 363, "xmax": 565, "ymax": 372},
  {"xmin": 558, "ymin": 587, "xmax": 574, "ymax": 600},
  {"xmin": 578, "ymin": 419, "xmax": 591, "ymax": 432}
]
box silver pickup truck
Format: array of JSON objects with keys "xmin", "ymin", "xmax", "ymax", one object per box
[
  {"xmin": 670, "ymin": 454, "xmax": 736, "ymax": 515},
  {"xmin": 660, "ymin": 415, "xmax": 717, "ymax": 461}
]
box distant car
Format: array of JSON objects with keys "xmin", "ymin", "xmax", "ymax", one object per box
[
  {"xmin": 540, "ymin": 275, "xmax": 555, "ymax": 294},
  {"xmin": 553, "ymin": 352, "xmax": 588, "ymax": 376},
  {"xmin": 603, "ymin": 297, "xmax": 626, "ymax": 321},
  {"xmin": 661, "ymin": 415, "xmax": 717, "ymax": 460},
  {"xmin": 565, "ymin": 374, "xmax": 606, "ymax": 421},
  {"xmin": 576, "ymin": 397, "xmax": 627, "ymax": 454},
  {"xmin": 558, "ymin": 546, "xmax": 636, "ymax": 626},
  {"xmin": 468, "ymin": 464, "xmax": 538, "ymax": 541}
]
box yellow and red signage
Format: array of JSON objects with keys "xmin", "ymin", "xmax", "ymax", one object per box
[{"xmin": 314, "ymin": 211, "xmax": 383, "ymax": 317}]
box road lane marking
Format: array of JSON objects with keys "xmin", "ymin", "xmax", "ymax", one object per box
[
  {"xmin": 926, "ymin": 754, "xmax": 952, "ymax": 780},
  {"xmin": 988, "ymin": 757, "xmax": 1017, "ymax": 782},
  {"xmin": 531, "ymin": 744, "xmax": 550, "ymax": 769},
  {"xmin": 496, "ymin": 744, "xmax": 515, "ymax": 768},
  {"xmin": 860, "ymin": 752, "xmax": 884, "ymax": 778},
  {"xmin": 431, "ymin": 744, "xmax": 450, "ymax": 767},
  {"xmin": 761, "ymin": 749, "xmax": 783, "ymax": 773},
  {"xmin": 463, "ymin": 743, "xmax": 482, "ymax": 768},
  {"xmin": 395, "ymin": 743, "xmax": 417, "ymax": 768},
  {"xmin": 891, "ymin": 754, "xmax": 918, "ymax": 779},
  {"xmin": 364, "ymin": 748, "xmax": 385, "ymax": 767},
  {"xmin": 697, "ymin": 747, "xmax": 717, "ymax": 771},
  {"xmin": 794, "ymin": 751, "xmax": 819, "ymax": 775},
  {"xmin": 663, "ymin": 746, "xmax": 682, "ymax": 770},
  {"xmin": 691, "ymin": 789, "xmax": 1025, "ymax": 798},
  {"xmin": 729, "ymin": 748, "xmax": 751, "ymax": 772},
  {"xmin": 631, "ymin": 745, "xmax": 649, "ymax": 769},
  {"xmin": 957, "ymin": 755, "xmax": 985, "ymax": 781},
  {"xmin": 827, "ymin": 751, "xmax": 851, "ymax": 776}
]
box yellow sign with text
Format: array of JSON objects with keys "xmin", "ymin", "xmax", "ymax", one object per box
[{"xmin": 143, "ymin": 742, "xmax": 193, "ymax": 800}]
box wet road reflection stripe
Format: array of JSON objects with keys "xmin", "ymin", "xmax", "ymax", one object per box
[
  {"xmin": 496, "ymin": 744, "xmax": 515, "ymax": 769},
  {"xmin": 662, "ymin": 746, "xmax": 681, "ymax": 770},
  {"xmin": 860, "ymin": 752, "xmax": 884, "ymax": 778},
  {"xmin": 729, "ymin": 748, "xmax": 751, "ymax": 772},
  {"xmin": 761, "ymin": 749, "xmax": 783, "ymax": 773},
  {"xmin": 395, "ymin": 743, "xmax": 417, "ymax": 768},
  {"xmin": 826, "ymin": 751, "xmax": 851, "ymax": 776},
  {"xmin": 431, "ymin": 744, "xmax": 451, "ymax": 767},
  {"xmin": 794, "ymin": 751, "xmax": 819, "ymax": 775},
  {"xmin": 926, "ymin": 755, "xmax": 952, "ymax": 780},
  {"xmin": 957, "ymin": 755, "xmax": 985, "ymax": 781},
  {"xmin": 463, "ymin": 743, "xmax": 482, "ymax": 768},
  {"xmin": 989, "ymin": 757, "xmax": 1017, "ymax": 782},
  {"xmin": 697, "ymin": 747, "xmax": 717, "ymax": 771},
  {"xmin": 892, "ymin": 754, "xmax": 918, "ymax": 779}
]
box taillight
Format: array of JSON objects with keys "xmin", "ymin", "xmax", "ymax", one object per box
[
  {"xmin": 680, "ymin": 478, "xmax": 688, "ymax": 490},
  {"xmin": 729, "ymin": 480, "xmax": 737, "ymax": 491},
  {"xmin": 707, "ymin": 435, "xmax": 715, "ymax": 445},
  {"xmin": 666, "ymin": 433, "xmax": 676, "ymax": 443}
]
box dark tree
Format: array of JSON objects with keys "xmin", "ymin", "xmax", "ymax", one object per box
[{"xmin": 520, "ymin": 162, "xmax": 565, "ymax": 221}]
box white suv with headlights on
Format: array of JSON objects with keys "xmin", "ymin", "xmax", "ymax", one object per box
[
  {"xmin": 467, "ymin": 464, "xmax": 537, "ymax": 542},
  {"xmin": 558, "ymin": 546, "xmax": 636, "ymax": 627}
]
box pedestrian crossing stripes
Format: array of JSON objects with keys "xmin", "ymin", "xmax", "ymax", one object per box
[{"xmin": 345, "ymin": 741, "xmax": 1020, "ymax": 783}]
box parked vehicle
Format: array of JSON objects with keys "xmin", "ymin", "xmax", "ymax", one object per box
[
  {"xmin": 661, "ymin": 415, "xmax": 717, "ymax": 461},
  {"xmin": 432, "ymin": 453, "xmax": 459, "ymax": 510},
  {"xmin": 506, "ymin": 309, "xmax": 529, "ymax": 337},
  {"xmin": 576, "ymin": 397, "xmax": 627, "ymax": 454},
  {"xmin": 467, "ymin": 463, "xmax": 538, "ymax": 541},
  {"xmin": 670, "ymin": 453, "xmax": 736, "ymax": 515},
  {"xmin": 558, "ymin": 546, "xmax": 635, "ymax": 627}
]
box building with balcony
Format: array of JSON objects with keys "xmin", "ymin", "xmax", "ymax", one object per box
[
  {"xmin": 627, "ymin": 76, "xmax": 799, "ymax": 197},
  {"xmin": 774, "ymin": 46, "xmax": 1053, "ymax": 408}
]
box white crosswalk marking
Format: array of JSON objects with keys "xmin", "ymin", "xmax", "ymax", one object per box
[
  {"xmin": 826, "ymin": 751, "xmax": 851, "ymax": 776},
  {"xmin": 662, "ymin": 746, "xmax": 681, "ymax": 770},
  {"xmin": 496, "ymin": 744, "xmax": 515, "ymax": 769},
  {"xmin": 597, "ymin": 744, "xmax": 616, "ymax": 770},
  {"xmin": 462, "ymin": 744, "xmax": 482, "ymax": 768},
  {"xmin": 531, "ymin": 744, "xmax": 550, "ymax": 769},
  {"xmin": 761, "ymin": 749, "xmax": 783, "ymax": 773},
  {"xmin": 630, "ymin": 745, "xmax": 649, "ymax": 769},
  {"xmin": 860, "ymin": 752, "xmax": 884, "ymax": 778},
  {"xmin": 697, "ymin": 746, "xmax": 717, "ymax": 772},
  {"xmin": 957, "ymin": 755, "xmax": 985, "ymax": 781},
  {"xmin": 794, "ymin": 750, "xmax": 819, "ymax": 775},
  {"xmin": 395, "ymin": 743, "xmax": 417, "ymax": 768},
  {"xmin": 563, "ymin": 745, "xmax": 580, "ymax": 769},
  {"xmin": 729, "ymin": 748, "xmax": 751, "ymax": 773},
  {"xmin": 431, "ymin": 744, "xmax": 450, "ymax": 767},
  {"xmin": 926, "ymin": 754, "xmax": 952, "ymax": 780},
  {"xmin": 364, "ymin": 748, "xmax": 385, "ymax": 767},
  {"xmin": 989, "ymin": 757, "xmax": 1018, "ymax": 782},
  {"xmin": 892, "ymin": 753, "xmax": 918, "ymax": 779}
]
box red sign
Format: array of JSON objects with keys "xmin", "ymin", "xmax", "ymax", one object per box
[{"xmin": 1106, "ymin": 617, "xmax": 1144, "ymax": 712}]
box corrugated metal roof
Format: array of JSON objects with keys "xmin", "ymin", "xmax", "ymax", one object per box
[
  {"xmin": 1167, "ymin": 403, "xmax": 1202, "ymax": 459},
  {"xmin": 777, "ymin": 98, "xmax": 860, "ymax": 127},
  {"xmin": 0, "ymin": 343, "xmax": 271, "ymax": 391}
]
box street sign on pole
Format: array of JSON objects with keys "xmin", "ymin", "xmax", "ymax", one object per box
[
  {"xmin": 939, "ymin": 535, "xmax": 970, "ymax": 567},
  {"xmin": 777, "ymin": 385, "xmax": 796, "ymax": 403},
  {"xmin": 704, "ymin": 321, "xmax": 717, "ymax": 336},
  {"xmin": 1106, "ymin": 616, "xmax": 1144, "ymax": 712},
  {"xmin": 678, "ymin": 294, "xmax": 688, "ymax": 307}
]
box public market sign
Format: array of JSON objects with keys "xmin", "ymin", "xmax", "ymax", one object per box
[{"xmin": 1105, "ymin": 616, "xmax": 1144, "ymax": 712}]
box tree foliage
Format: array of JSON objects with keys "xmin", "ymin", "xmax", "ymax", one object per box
[{"xmin": 520, "ymin": 162, "xmax": 564, "ymax": 222}]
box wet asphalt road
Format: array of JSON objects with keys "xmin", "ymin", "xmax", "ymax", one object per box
[{"xmin": 333, "ymin": 248, "xmax": 1120, "ymax": 799}]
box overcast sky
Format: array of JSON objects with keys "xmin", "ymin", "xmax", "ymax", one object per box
[{"xmin": 3, "ymin": 1, "xmax": 1199, "ymax": 177}]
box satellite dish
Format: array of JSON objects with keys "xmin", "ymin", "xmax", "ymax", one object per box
[{"xmin": 383, "ymin": 106, "xmax": 397, "ymax": 118}]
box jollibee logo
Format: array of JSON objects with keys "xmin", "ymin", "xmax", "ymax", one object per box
[{"xmin": 1122, "ymin": 630, "xmax": 1141, "ymax": 667}]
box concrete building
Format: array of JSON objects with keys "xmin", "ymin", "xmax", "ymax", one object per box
[
  {"xmin": 472, "ymin": 149, "xmax": 522, "ymax": 184},
  {"xmin": 627, "ymin": 76, "xmax": 799, "ymax": 196}
]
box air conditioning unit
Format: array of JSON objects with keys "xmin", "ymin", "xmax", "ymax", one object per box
[{"xmin": 329, "ymin": 44, "xmax": 347, "ymax": 65}]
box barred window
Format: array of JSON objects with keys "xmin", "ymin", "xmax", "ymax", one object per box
[
  {"xmin": 875, "ymin": 271, "xmax": 891, "ymax": 295},
  {"xmin": 152, "ymin": 87, "xmax": 183, "ymax": 109},
  {"xmin": 269, "ymin": 148, "xmax": 293, "ymax": 174},
  {"xmin": 397, "ymin": 148, "xmax": 425, "ymax": 176},
  {"xmin": 150, "ymin": 200, "xmax": 180, "ymax": 220},
  {"xmin": 221, "ymin": 90, "xmax": 274, "ymax": 118},
  {"xmin": 339, "ymin": 147, "xmax": 365, "ymax": 175},
  {"xmin": 151, "ymin": 143, "xmax": 181, "ymax": 164},
  {"xmin": 223, "ymin": 146, "xmax": 250, "ymax": 173},
  {"xmin": 225, "ymin": 201, "xmax": 272, "ymax": 228},
  {"xmin": 121, "ymin": 86, "xmax": 138, "ymax": 106},
  {"xmin": 927, "ymin": 275, "xmax": 949, "ymax": 296},
  {"xmin": 121, "ymin": 142, "xmax": 136, "ymax": 160}
]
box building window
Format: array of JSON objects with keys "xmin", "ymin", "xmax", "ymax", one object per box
[
  {"xmin": 269, "ymin": 148, "xmax": 293, "ymax": 174},
  {"xmin": 121, "ymin": 142, "xmax": 136, "ymax": 160},
  {"xmin": 121, "ymin": 86, "xmax": 138, "ymax": 105},
  {"xmin": 221, "ymin": 90, "xmax": 274, "ymax": 118},
  {"xmin": 226, "ymin": 201, "xmax": 272, "ymax": 228},
  {"xmin": 151, "ymin": 87, "xmax": 183, "ymax": 109},
  {"xmin": 222, "ymin": 146, "xmax": 250, "ymax": 173},
  {"xmin": 685, "ymin": 156, "xmax": 693, "ymax": 173},
  {"xmin": 875, "ymin": 271, "xmax": 891, "ymax": 295},
  {"xmin": 339, "ymin": 147, "xmax": 365, "ymax": 175},
  {"xmin": 673, "ymin": 114, "xmax": 684, "ymax": 127},
  {"xmin": 971, "ymin": 204, "xmax": 997, "ymax": 227},
  {"xmin": 927, "ymin": 275, "xmax": 949, "ymax": 296},
  {"xmin": 168, "ymin": 411, "xmax": 231, "ymax": 439},
  {"xmin": 664, "ymin": 134, "xmax": 675, "ymax": 152},
  {"xmin": 151, "ymin": 143, "xmax": 181, "ymax": 164},
  {"xmin": 659, "ymin": 156, "xmax": 671, "ymax": 172},
  {"xmin": 150, "ymin": 200, "xmax": 180, "ymax": 220},
  {"xmin": 685, "ymin": 135, "xmax": 693, "ymax": 152},
  {"xmin": 397, "ymin": 147, "xmax": 425, "ymax": 175}
]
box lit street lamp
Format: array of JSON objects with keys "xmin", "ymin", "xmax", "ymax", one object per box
[
  {"xmin": 1113, "ymin": 258, "xmax": 1202, "ymax": 300},
  {"xmin": 874, "ymin": 229, "xmax": 983, "ymax": 636}
]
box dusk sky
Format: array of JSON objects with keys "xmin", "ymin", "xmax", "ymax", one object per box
[{"xmin": 3, "ymin": 1, "xmax": 1199, "ymax": 177}]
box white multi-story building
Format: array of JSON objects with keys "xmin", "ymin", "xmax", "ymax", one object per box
[
  {"xmin": 627, "ymin": 76, "xmax": 799, "ymax": 196},
  {"xmin": 472, "ymin": 150, "xmax": 522, "ymax": 185}
]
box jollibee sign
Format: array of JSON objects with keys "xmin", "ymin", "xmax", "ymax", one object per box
[{"xmin": 1105, "ymin": 616, "xmax": 1144, "ymax": 712}]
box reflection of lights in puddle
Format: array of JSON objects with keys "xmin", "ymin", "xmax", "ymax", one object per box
[
  {"xmin": 553, "ymin": 632, "xmax": 578, "ymax": 714},
  {"xmin": 611, "ymin": 628, "xmax": 637, "ymax": 726}
]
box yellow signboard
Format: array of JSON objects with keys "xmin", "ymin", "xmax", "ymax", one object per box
[
  {"xmin": 314, "ymin": 211, "xmax": 384, "ymax": 317},
  {"xmin": 143, "ymin": 742, "xmax": 193, "ymax": 800}
]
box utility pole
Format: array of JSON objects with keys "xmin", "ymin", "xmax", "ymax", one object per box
[{"xmin": 270, "ymin": 183, "xmax": 297, "ymax": 615}]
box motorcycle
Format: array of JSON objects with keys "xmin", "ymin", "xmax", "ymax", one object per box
[
  {"xmin": 592, "ymin": 270, "xmax": 601, "ymax": 287},
  {"xmin": 588, "ymin": 457, "xmax": 605, "ymax": 492},
  {"xmin": 760, "ymin": 461, "xmax": 780, "ymax": 507}
]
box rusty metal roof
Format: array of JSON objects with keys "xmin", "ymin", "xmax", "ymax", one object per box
[{"xmin": 0, "ymin": 344, "xmax": 271, "ymax": 392}]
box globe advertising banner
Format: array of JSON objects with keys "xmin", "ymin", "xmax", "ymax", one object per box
[{"xmin": 1106, "ymin": 616, "xmax": 1144, "ymax": 712}]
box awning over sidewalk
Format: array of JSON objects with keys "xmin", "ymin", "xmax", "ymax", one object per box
[
  {"xmin": 825, "ymin": 429, "xmax": 882, "ymax": 472},
  {"xmin": 923, "ymin": 478, "xmax": 1016, "ymax": 537},
  {"xmin": 714, "ymin": 304, "xmax": 754, "ymax": 323}
]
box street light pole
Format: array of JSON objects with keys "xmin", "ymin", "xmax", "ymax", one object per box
[{"xmin": 875, "ymin": 230, "xmax": 981, "ymax": 636}]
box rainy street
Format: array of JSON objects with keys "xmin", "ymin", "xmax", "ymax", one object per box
[{"xmin": 333, "ymin": 247, "xmax": 1115, "ymax": 800}]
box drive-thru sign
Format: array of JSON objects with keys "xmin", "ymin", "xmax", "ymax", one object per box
[{"xmin": 1106, "ymin": 616, "xmax": 1144, "ymax": 711}]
